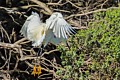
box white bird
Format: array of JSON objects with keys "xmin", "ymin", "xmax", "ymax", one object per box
[{"xmin": 20, "ymin": 12, "xmax": 75, "ymax": 48}]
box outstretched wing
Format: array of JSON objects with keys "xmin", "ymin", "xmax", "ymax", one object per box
[
  {"xmin": 46, "ymin": 12, "xmax": 75, "ymax": 39},
  {"xmin": 20, "ymin": 12, "xmax": 41, "ymax": 38},
  {"xmin": 43, "ymin": 29, "xmax": 66, "ymax": 47},
  {"xmin": 20, "ymin": 12, "xmax": 46, "ymax": 46}
]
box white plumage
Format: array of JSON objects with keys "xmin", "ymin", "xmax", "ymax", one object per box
[{"xmin": 20, "ymin": 12, "xmax": 75, "ymax": 47}]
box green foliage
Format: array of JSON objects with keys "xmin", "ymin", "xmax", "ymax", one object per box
[{"xmin": 56, "ymin": 8, "xmax": 120, "ymax": 80}]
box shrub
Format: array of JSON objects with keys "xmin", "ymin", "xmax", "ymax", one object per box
[{"xmin": 56, "ymin": 8, "xmax": 120, "ymax": 80}]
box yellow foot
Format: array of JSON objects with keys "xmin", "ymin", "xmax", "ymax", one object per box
[
  {"xmin": 32, "ymin": 65, "xmax": 42, "ymax": 76},
  {"xmin": 37, "ymin": 65, "xmax": 42, "ymax": 76}
]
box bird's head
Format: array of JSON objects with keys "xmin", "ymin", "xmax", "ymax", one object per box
[
  {"xmin": 48, "ymin": 12, "xmax": 63, "ymax": 20},
  {"xmin": 52, "ymin": 12, "xmax": 63, "ymax": 18}
]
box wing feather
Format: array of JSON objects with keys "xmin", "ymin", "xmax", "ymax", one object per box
[
  {"xmin": 46, "ymin": 12, "xmax": 75, "ymax": 39},
  {"xmin": 44, "ymin": 29, "xmax": 66, "ymax": 46},
  {"xmin": 62, "ymin": 26, "xmax": 67, "ymax": 38},
  {"xmin": 63, "ymin": 25, "xmax": 68, "ymax": 39},
  {"xmin": 58, "ymin": 24, "xmax": 61, "ymax": 38},
  {"xmin": 65, "ymin": 25, "xmax": 71, "ymax": 36},
  {"xmin": 53, "ymin": 19, "xmax": 58, "ymax": 34}
]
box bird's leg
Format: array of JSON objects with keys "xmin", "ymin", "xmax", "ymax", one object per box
[
  {"xmin": 37, "ymin": 48, "xmax": 43, "ymax": 65},
  {"xmin": 37, "ymin": 47, "xmax": 43, "ymax": 74},
  {"xmin": 37, "ymin": 48, "xmax": 41, "ymax": 56},
  {"xmin": 36, "ymin": 48, "xmax": 42, "ymax": 64},
  {"xmin": 37, "ymin": 48, "xmax": 43, "ymax": 56},
  {"xmin": 36, "ymin": 47, "xmax": 43, "ymax": 63},
  {"xmin": 35, "ymin": 48, "xmax": 41, "ymax": 64},
  {"xmin": 32, "ymin": 48, "xmax": 43, "ymax": 76}
]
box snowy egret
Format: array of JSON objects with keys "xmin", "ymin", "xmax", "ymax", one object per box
[
  {"xmin": 20, "ymin": 12, "xmax": 75, "ymax": 76},
  {"xmin": 20, "ymin": 12, "xmax": 75, "ymax": 49}
]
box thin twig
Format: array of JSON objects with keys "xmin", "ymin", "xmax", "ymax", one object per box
[{"xmin": 30, "ymin": 0, "xmax": 53, "ymax": 15}]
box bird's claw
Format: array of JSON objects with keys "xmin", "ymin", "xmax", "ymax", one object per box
[{"xmin": 32, "ymin": 65, "xmax": 42, "ymax": 76}]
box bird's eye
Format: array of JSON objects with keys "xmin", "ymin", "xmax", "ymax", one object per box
[
  {"xmin": 54, "ymin": 13, "xmax": 58, "ymax": 16},
  {"xmin": 51, "ymin": 14, "xmax": 57, "ymax": 20},
  {"xmin": 53, "ymin": 14, "xmax": 58, "ymax": 17}
]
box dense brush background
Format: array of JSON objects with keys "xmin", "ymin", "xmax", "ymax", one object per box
[{"xmin": 0, "ymin": 0, "xmax": 120, "ymax": 80}]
